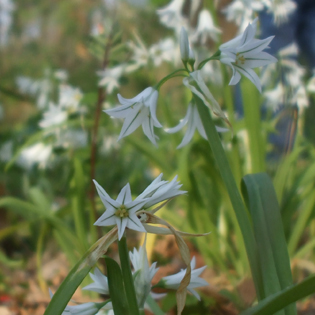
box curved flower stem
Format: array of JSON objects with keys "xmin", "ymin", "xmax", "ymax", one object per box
[
  {"xmin": 118, "ymin": 236, "xmax": 140, "ymax": 315},
  {"xmin": 197, "ymin": 51, "xmax": 221, "ymax": 70},
  {"xmin": 155, "ymin": 69, "xmax": 188, "ymax": 90},
  {"xmin": 195, "ymin": 95, "xmax": 264, "ymax": 300}
]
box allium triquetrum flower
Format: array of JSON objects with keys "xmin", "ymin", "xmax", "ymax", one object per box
[
  {"xmin": 219, "ymin": 18, "xmax": 277, "ymax": 92},
  {"xmin": 93, "ymin": 180, "xmax": 147, "ymax": 240},
  {"xmin": 165, "ymin": 102, "xmax": 227, "ymax": 148},
  {"xmin": 93, "ymin": 174, "xmax": 186, "ymax": 239},
  {"xmin": 161, "ymin": 256, "xmax": 208, "ymax": 300},
  {"xmin": 105, "ymin": 87, "xmax": 162, "ymax": 146},
  {"xmin": 83, "ymin": 267, "xmax": 110, "ymax": 295}
]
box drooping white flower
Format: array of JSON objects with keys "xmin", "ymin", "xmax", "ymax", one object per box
[
  {"xmin": 83, "ymin": 268, "xmax": 110, "ymax": 295},
  {"xmin": 161, "ymin": 256, "xmax": 208, "ymax": 300},
  {"xmin": 156, "ymin": 0, "xmax": 187, "ymax": 32},
  {"xmin": 93, "ymin": 180, "xmax": 147, "ymax": 240},
  {"xmin": 223, "ymin": 0, "xmax": 264, "ymax": 32},
  {"xmin": 135, "ymin": 173, "xmax": 186, "ymax": 209},
  {"xmin": 105, "ymin": 87, "xmax": 162, "ymax": 146},
  {"xmin": 166, "ymin": 103, "xmax": 204, "ymax": 149},
  {"xmin": 263, "ymin": 0, "xmax": 296, "ymax": 25},
  {"xmin": 191, "ymin": 9, "xmax": 221, "ymax": 44},
  {"xmin": 219, "ymin": 18, "xmax": 277, "ymax": 92}
]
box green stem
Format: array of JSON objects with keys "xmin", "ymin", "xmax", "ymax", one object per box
[
  {"xmin": 197, "ymin": 51, "xmax": 220, "ymax": 70},
  {"xmin": 156, "ymin": 69, "xmax": 187, "ymax": 90},
  {"xmin": 118, "ymin": 236, "xmax": 140, "ymax": 315},
  {"xmin": 195, "ymin": 96, "xmax": 264, "ymax": 300}
]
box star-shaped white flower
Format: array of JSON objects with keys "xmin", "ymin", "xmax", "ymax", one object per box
[
  {"xmin": 219, "ymin": 18, "xmax": 277, "ymax": 92},
  {"xmin": 105, "ymin": 87, "xmax": 162, "ymax": 146},
  {"xmin": 161, "ymin": 256, "xmax": 208, "ymax": 300},
  {"xmin": 93, "ymin": 180, "xmax": 147, "ymax": 240},
  {"xmin": 135, "ymin": 173, "xmax": 186, "ymax": 209},
  {"xmin": 83, "ymin": 267, "xmax": 110, "ymax": 295}
]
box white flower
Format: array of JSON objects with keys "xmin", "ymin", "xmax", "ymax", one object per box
[
  {"xmin": 161, "ymin": 256, "xmax": 208, "ymax": 300},
  {"xmin": 223, "ymin": 0, "xmax": 264, "ymax": 32},
  {"xmin": 97, "ymin": 65, "xmax": 126, "ymax": 94},
  {"xmin": 129, "ymin": 239, "xmax": 159, "ymax": 308},
  {"xmin": 219, "ymin": 18, "xmax": 277, "ymax": 92},
  {"xmin": 166, "ymin": 103, "xmax": 203, "ymax": 148},
  {"xmin": 83, "ymin": 268, "xmax": 110, "ymax": 295},
  {"xmin": 135, "ymin": 173, "xmax": 186, "ymax": 209},
  {"xmin": 192, "ymin": 10, "xmax": 221, "ymax": 44},
  {"xmin": 156, "ymin": 0, "xmax": 187, "ymax": 31},
  {"xmin": 263, "ymin": 0, "xmax": 296, "ymax": 25},
  {"xmin": 183, "ymin": 70, "xmax": 229, "ymax": 124},
  {"xmin": 59, "ymin": 85, "xmax": 83, "ymax": 112},
  {"xmin": 39, "ymin": 102, "xmax": 67, "ymax": 128},
  {"xmin": 149, "ymin": 38, "xmax": 177, "ymax": 67},
  {"xmin": 17, "ymin": 143, "xmax": 52, "ymax": 170},
  {"xmin": 105, "ymin": 87, "xmax": 162, "ymax": 146},
  {"xmin": 93, "ymin": 180, "xmax": 147, "ymax": 240}
]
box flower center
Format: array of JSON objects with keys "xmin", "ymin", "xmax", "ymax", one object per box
[
  {"xmin": 235, "ymin": 53, "xmax": 245, "ymax": 65},
  {"xmin": 115, "ymin": 205, "xmax": 129, "ymax": 218}
]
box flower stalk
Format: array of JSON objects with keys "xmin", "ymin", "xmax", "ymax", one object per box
[{"xmin": 194, "ymin": 94, "xmax": 264, "ymax": 300}]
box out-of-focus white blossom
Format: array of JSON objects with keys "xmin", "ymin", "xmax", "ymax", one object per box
[
  {"xmin": 156, "ymin": 0, "xmax": 187, "ymax": 32},
  {"xmin": 17, "ymin": 143, "xmax": 52, "ymax": 170},
  {"xmin": 263, "ymin": 0, "xmax": 297, "ymax": 25},
  {"xmin": 55, "ymin": 129, "xmax": 88, "ymax": 149},
  {"xmin": 0, "ymin": 141, "xmax": 13, "ymax": 162},
  {"xmin": 97, "ymin": 65, "xmax": 126, "ymax": 93},
  {"xmin": 39, "ymin": 103, "xmax": 67, "ymax": 128},
  {"xmin": 55, "ymin": 69, "xmax": 68, "ymax": 81},
  {"xmin": 22, "ymin": 19, "xmax": 41, "ymax": 42},
  {"xmin": 149, "ymin": 38, "xmax": 177, "ymax": 66},
  {"xmin": 0, "ymin": 0, "xmax": 15, "ymax": 46},
  {"xmin": 191, "ymin": 9, "xmax": 221, "ymax": 44},
  {"xmin": 223, "ymin": 0, "xmax": 264, "ymax": 32},
  {"xmin": 59, "ymin": 85, "xmax": 83, "ymax": 111}
]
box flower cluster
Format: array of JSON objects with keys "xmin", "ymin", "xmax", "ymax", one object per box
[
  {"xmin": 105, "ymin": 18, "xmax": 276, "ymax": 148},
  {"xmin": 54, "ymin": 242, "xmax": 208, "ymax": 315}
]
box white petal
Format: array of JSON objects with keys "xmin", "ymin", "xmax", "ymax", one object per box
[
  {"xmin": 228, "ymin": 68, "xmax": 241, "ymax": 86},
  {"xmin": 235, "ymin": 66, "xmax": 261, "ymax": 92},
  {"xmin": 116, "ymin": 217, "xmax": 128, "ymax": 240},
  {"xmin": 94, "ymin": 211, "xmax": 116, "ymax": 227},
  {"xmin": 126, "ymin": 213, "xmax": 147, "ymax": 233},
  {"xmin": 93, "ymin": 180, "xmax": 120, "ymax": 209},
  {"xmin": 142, "ymin": 116, "xmax": 158, "ymax": 146},
  {"xmin": 165, "ymin": 104, "xmax": 192, "ymax": 133},
  {"xmin": 119, "ymin": 106, "xmax": 148, "ymax": 139},
  {"xmin": 116, "ymin": 183, "xmax": 132, "ymax": 204}
]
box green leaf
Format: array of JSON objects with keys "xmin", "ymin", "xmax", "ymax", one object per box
[
  {"xmin": 118, "ymin": 237, "xmax": 140, "ymax": 315},
  {"xmin": 44, "ymin": 229, "xmax": 117, "ymax": 315},
  {"xmin": 241, "ymin": 274, "xmax": 315, "ymax": 315},
  {"xmin": 196, "ymin": 96, "xmax": 264, "ymax": 299},
  {"xmin": 105, "ymin": 256, "xmax": 131, "ymax": 315},
  {"xmin": 242, "ymin": 173, "xmax": 296, "ymax": 315}
]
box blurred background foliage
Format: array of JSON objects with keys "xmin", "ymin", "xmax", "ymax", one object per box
[{"xmin": 2, "ymin": 0, "xmax": 315, "ymax": 313}]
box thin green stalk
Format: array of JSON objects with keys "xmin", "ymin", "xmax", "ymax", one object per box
[
  {"xmin": 118, "ymin": 236, "xmax": 140, "ymax": 315},
  {"xmin": 195, "ymin": 96, "xmax": 264, "ymax": 300}
]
